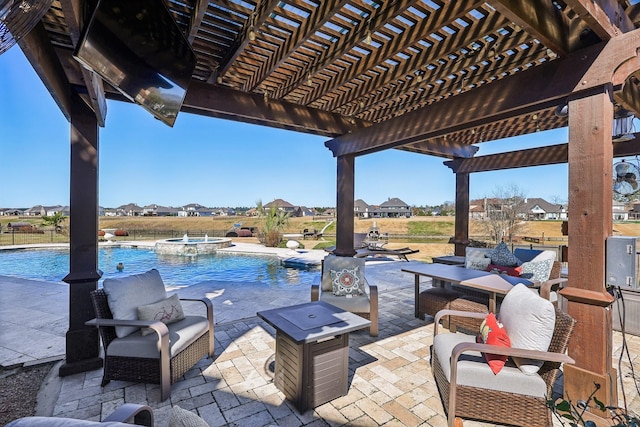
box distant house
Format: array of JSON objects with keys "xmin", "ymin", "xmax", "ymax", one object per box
[
  {"xmin": 263, "ymin": 199, "xmax": 309, "ymax": 217},
  {"xmin": 613, "ymin": 199, "xmax": 630, "ymax": 221},
  {"xmin": 354, "ymin": 199, "xmax": 371, "ymax": 218},
  {"xmin": 1, "ymin": 208, "xmax": 24, "ymax": 216},
  {"xmin": 117, "ymin": 203, "xmax": 143, "ymax": 216},
  {"xmin": 354, "ymin": 198, "xmax": 411, "ymax": 218},
  {"xmin": 24, "ymin": 205, "xmax": 45, "ymax": 216},
  {"xmin": 470, "ymin": 197, "xmax": 566, "ymax": 220},
  {"xmin": 378, "ymin": 197, "xmax": 411, "ymax": 218},
  {"xmin": 178, "ymin": 203, "xmax": 213, "ymax": 217},
  {"xmin": 518, "ymin": 198, "xmax": 567, "ymax": 220}
]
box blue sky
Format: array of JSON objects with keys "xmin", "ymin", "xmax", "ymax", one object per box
[{"xmin": 0, "ymin": 45, "xmax": 571, "ymax": 209}]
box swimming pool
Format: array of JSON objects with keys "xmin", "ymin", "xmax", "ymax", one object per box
[{"xmin": 0, "ymin": 246, "xmax": 320, "ymax": 288}]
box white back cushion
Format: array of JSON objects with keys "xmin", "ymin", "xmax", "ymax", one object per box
[
  {"xmin": 103, "ymin": 269, "xmax": 167, "ymax": 338},
  {"xmin": 499, "ymin": 283, "xmax": 555, "ymax": 375}
]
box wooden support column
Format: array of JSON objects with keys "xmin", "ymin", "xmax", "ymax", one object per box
[
  {"xmin": 454, "ymin": 172, "xmax": 470, "ymax": 256},
  {"xmin": 334, "ymin": 155, "xmax": 356, "ymax": 257},
  {"xmin": 59, "ymin": 93, "xmax": 103, "ymax": 376},
  {"xmin": 561, "ymin": 86, "xmax": 617, "ymax": 413}
]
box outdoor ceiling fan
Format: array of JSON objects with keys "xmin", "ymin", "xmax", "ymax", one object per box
[{"xmin": 0, "ymin": 0, "xmax": 52, "ymax": 55}]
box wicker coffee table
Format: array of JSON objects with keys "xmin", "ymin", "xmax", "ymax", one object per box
[{"xmin": 257, "ymin": 301, "xmax": 370, "ymax": 412}]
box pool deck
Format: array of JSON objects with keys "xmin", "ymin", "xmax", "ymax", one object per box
[{"xmin": 1, "ymin": 243, "xmax": 639, "ymax": 426}]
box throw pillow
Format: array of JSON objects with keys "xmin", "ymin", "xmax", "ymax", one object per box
[
  {"xmin": 486, "ymin": 264, "xmax": 522, "ymax": 277},
  {"xmin": 519, "ymin": 259, "xmax": 553, "ymax": 282},
  {"xmin": 466, "ymin": 257, "xmax": 491, "ymax": 271},
  {"xmin": 103, "ymin": 269, "xmax": 167, "ymax": 338},
  {"xmin": 137, "ymin": 293, "xmax": 185, "ymax": 336},
  {"xmin": 169, "ymin": 405, "xmax": 209, "ymax": 427},
  {"xmin": 331, "ymin": 267, "xmax": 364, "ymax": 296},
  {"xmin": 499, "ymin": 283, "xmax": 556, "ymax": 375},
  {"xmin": 487, "ymin": 241, "xmax": 521, "ymax": 267},
  {"xmin": 478, "ymin": 313, "xmax": 511, "ymax": 374}
]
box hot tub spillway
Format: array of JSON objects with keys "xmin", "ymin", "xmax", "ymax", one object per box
[{"xmin": 154, "ymin": 236, "xmax": 232, "ymax": 255}]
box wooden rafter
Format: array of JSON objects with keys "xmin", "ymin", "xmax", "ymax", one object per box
[
  {"xmin": 301, "ymin": 1, "xmax": 486, "ymax": 108},
  {"xmin": 273, "ymin": 0, "xmax": 421, "ymax": 100},
  {"xmin": 182, "ymin": 81, "xmax": 370, "ymax": 137},
  {"xmin": 187, "ymin": 0, "xmax": 209, "ymax": 43},
  {"xmin": 18, "ymin": 22, "xmax": 73, "ymax": 122},
  {"xmin": 323, "ymin": 2, "xmax": 503, "ymax": 115},
  {"xmin": 490, "ymin": 0, "xmax": 571, "ymax": 55},
  {"xmin": 245, "ymin": 0, "xmax": 350, "ymax": 92}
]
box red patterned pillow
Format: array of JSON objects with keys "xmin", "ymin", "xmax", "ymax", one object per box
[
  {"xmin": 478, "ymin": 313, "xmax": 511, "ymax": 374},
  {"xmin": 486, "ymin": 264, "xmax": 522, "ymax": 277}
]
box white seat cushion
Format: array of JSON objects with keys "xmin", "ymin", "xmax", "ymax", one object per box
[
  {"xmin": 433, "ymin": 333, "xmax": 547, "ymax": 397},
  {"xmin": 107, "ymin": 315, "xmax": 209, "ymax": 359}
]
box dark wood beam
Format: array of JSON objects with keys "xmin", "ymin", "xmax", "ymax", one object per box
[
  {"xmin": 564, "ymin": 0, "xmax": 635, "ymax": 40},
  {"xmin": 398, "ymin": 138, "xmax": 479, "ymax": 159},
  {"xmin": 188, "ymin": 0, "xmax": 209, "ymax": 44},
  {"xmin": 444, "ymin": 135, "xmax": 640, "ymax": 173},
  {"xmin": 60, "ymin": 0, "xmax": 107, "ymax": 127},
  {"xmin": 183, "ymin": 81, "xmax": 370, "ymax": 137},
  {"xmin": 18, "ymin": 22, "xmax": 73, "ymax": 122},
  {"xmin": 325, "ymin": 29, "xmax": 640, "ymax": 157},
  {"xmin": 490, "ymin": 0, "xmax": 571, "ymax": 55}
]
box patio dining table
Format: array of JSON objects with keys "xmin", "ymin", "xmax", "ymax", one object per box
[{"xmin": 402, "ymin": 263, "xmax": 533, "ymax": 315}]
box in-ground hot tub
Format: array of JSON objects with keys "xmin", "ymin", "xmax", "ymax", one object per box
[{"xmin": 155, "ymin": 235, "xmax": 232, "ymax": 256}]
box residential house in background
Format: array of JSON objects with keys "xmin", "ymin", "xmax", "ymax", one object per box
[
  {"xmin": 117, "ymin": 203, "xmax": 143, "ymax": 216},
  {"xmin": 518, "ymin": 198, "xmax": 567, "ymax": 220},
  {"xmin": 263, "ymin": 199, "xmax": 315, "ymax": 217},
  {"xmin": 613, "ymin": 199, "xmax": 630, "ymax": 221},
  {"xmin": 353, "ymin": 198, "xmax": 412, "ymax": 218},
  {"xmin": 354, "ymin": 199, "xmax": 371, "ymax": 218}
]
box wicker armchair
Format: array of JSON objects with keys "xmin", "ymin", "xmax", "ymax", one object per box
[
  {"xmin": 88, "ymin": 288, "xmax": 214, "ymax": 401},
  {"xmin": 431, "ymin": 288, "xmax": 576, "ymax": 427},
  {"xmin": 311, "ymin": 255, "xmax": 378, "ymax": 336}
]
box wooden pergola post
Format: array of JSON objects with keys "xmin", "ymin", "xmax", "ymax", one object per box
[
  {"xmin": 59, "ymin": 93, "xmax": 103, "ymax": 376},
  {"xmin": 334, "ymin": 154, "xmax": 356, "ymax": 257},
  {"xmin": 561, "ymin": 86, "xmax": 617, "ymax": 412},
  {"xmin": 454, "ymin": 172, "xmax": 470, "ymax": 256}
]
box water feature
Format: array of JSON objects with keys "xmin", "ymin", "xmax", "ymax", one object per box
[{"xmin": 155, "ymin": 234, "xmax": 232, "ymax": 256}]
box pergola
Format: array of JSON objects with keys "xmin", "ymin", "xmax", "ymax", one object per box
[{"xmin": 5, "ymin": 0, "xmax": 640, "ymax": 420}]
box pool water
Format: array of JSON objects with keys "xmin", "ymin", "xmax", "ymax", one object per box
[{"xmin": 0, "ymin": 247, "xmax": 320, "ymax": 288}]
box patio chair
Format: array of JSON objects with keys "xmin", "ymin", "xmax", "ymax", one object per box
[
  {"xmin": 6, "ymin": 403, "xmax": 154, "ymax": 426},
  {"xmin": 354, "ymin": 246, "xmax": 419, "ymax": 261},
  {"xmin": 86, "ymin": 269, "xmax": 214, "ymax": 401},
  {"xmin": 431, "ymin": 284, "xmax": 576, "ymax": 427},
  {"xmin": 311, "ymin": 255, "xmax": 378, "ymax": 336}
]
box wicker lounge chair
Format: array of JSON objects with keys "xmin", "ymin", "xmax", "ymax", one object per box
[
  {"xmin": 311, "ymin": 255, "xmax": 378, "ymax": 336},
  {"xmin": 86, "ymin": 269, "xmax": 214, "ymax": 401},
  {"xmin": 354, "ymin": 246, "xmax": 419, "ymax": 261},
  {"xmin": 431, "ymin": 285, "xmax": 576, "ymax": 427}
]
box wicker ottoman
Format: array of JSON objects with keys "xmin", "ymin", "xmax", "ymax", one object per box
[
  {"xmin": 448, "ymin": 295, "xmax": 489, "ymax": 333},
  {"xmin": 419, "ymin": 287, "xmax": 462, "ymax": 328}
]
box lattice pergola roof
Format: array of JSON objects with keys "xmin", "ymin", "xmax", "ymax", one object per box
[{"xmin": 21, "ymin": 0, "xmax": 640, "ymax": 159}]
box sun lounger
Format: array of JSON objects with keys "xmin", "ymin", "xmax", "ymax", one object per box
[{"xmin": 354, "ymin": 247, "xmax": 419, "ymax": 261}]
